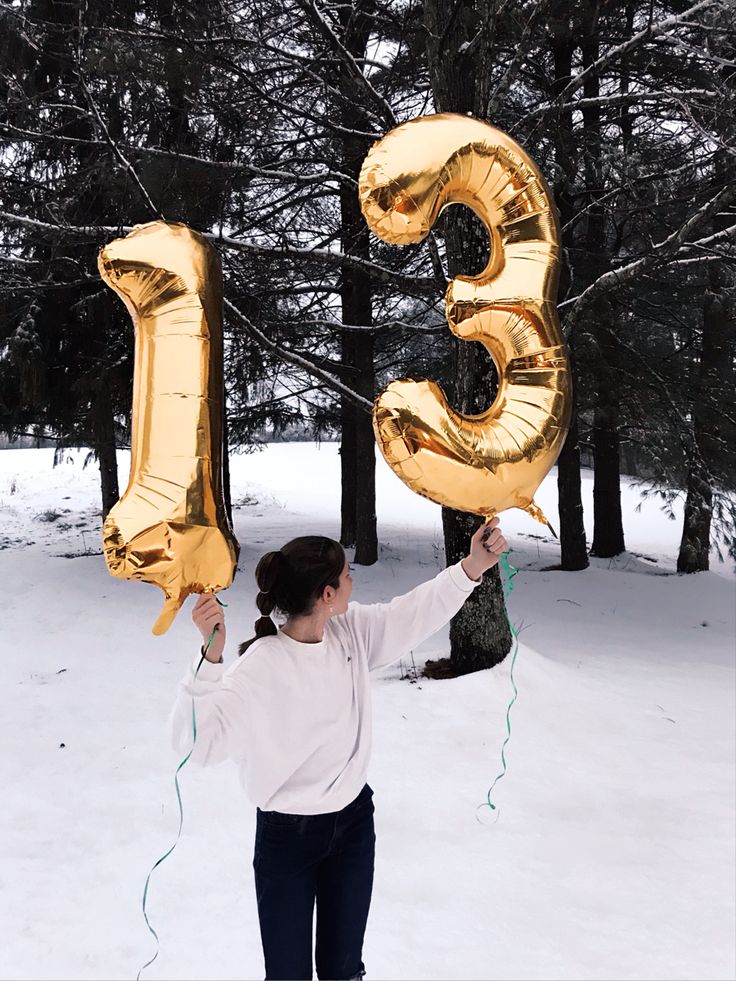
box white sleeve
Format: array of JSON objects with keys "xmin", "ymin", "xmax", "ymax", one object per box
[
  {"xmin": 343, "ymin": 562, "xmax": 480, "ymax": 672},
  {"xmin": 169, "ymin": 654, "xmax": 252, "ymax": 767}
]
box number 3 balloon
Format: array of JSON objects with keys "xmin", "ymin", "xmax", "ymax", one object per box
[
  {"xmin": 359, "ymin": 113, "xmax": 572, "ymax": 528},
  {"xmin": 98, "ymin": 222, "xmax": 239, "ymax": 635}
]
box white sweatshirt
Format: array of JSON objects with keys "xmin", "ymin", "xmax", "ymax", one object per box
[{"xmin": 170, "ymin": 561, "xmax": 480, "ymax": 815}]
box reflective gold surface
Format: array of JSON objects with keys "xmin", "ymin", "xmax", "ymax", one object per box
[
  {"xmin": 98, "ymin": 221, "xmax": 239, "ymax": 634},
  {"xmin": 360, "ymin": 113, "xmax": 571, "ymax": 527}
]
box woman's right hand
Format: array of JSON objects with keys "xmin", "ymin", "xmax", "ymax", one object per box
[{"xmin": 192, "ymin": 593, "xmax": 227, "ymax": 663}]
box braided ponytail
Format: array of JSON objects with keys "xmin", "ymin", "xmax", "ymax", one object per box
[
  {"xmin": 239, "ymin": 537, "xmax": 345, "ymax": 655},
  {"xmin": 239, "ymin": 551, "xmax": 283, "ymax": 654}
]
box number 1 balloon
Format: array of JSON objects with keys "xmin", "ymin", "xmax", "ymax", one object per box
[
  {"xmin": 98, "ymin": 222, "xmax": 239, "ymax": 635},
  {"xmin": 359, "ymin": 113, "xmax": 572, "ymax": 528}
]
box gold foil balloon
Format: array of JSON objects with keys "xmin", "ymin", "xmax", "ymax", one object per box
[
  {"xmin": 98, "ymin": 221, "xmax": 239, "ymax": 635},
  {"xmin": 359, "ymin": 113, "xmax": 571, "ymax": 528}
]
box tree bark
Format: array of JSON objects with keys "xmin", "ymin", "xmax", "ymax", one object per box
[
  {"xmin": 582, "ymin": 7, "xmax": 625, "ymax": 558},
  {"xmin": 423, "ymin": 0, "xmax": 511, "ymax": 674},
  {"xmin": 678, "ymin": 155, "xmax": 733, "ymax": 571},
  {"xmin": 550, "ymin": 11, "xmax": 589, "ymax": 570},
  {"xmin": 92, "ymin": 371, "xmax": 120, "ymax": 520},
  {"xmin": 590, "ymin": 295, "xmax": 625, "ymax": 557},
  {"xmin": 677, "ymin": 117, "xmax": 735, "ymax": 572},
  {"xmin": 337, "ymin": 3, "xmax": 377, "ymax": 565},
  {"xmin": 223, "ymin": 404, "xmax": 233, "ymax": 527},
  {"xmin": 678, "ymin": 468, "xmax": 712, "ymax": 572},
  {"xmin": 677, "ymin": 273, "xmax": 722, "ymax": 572},
  {"xmin": 339, "ymin": 394, "xmax": 358, "ymax": 548}
]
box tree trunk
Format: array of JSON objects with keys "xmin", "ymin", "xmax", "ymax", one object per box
[
  {"xmin": 582, "ymin": 9, "xmax": 625, "ymax": 558},
  {"xmin": 223, "ymin": 405, "xmax": 233, "ymax": 527},
  {"xmin": 677, "ymin": 155, "xmax": 733, "ymax": 572},
  {"xmin": 352, "ymin": 335, "xmax": 377, "ymax": 566},
  {"xmin": 338, "ymin": 176, "xmax": 377, "ymax": 569},
  {"xmin": 337, "ymin": 4, "xmax": 377, "ymax": 565},
  {"xmin": 424, "ymin": 0, "xmax": 511, "ymax": 674},
  {"xmin": 439, "ymin": 509, "xmax": 511, "ymax": 674},
  {"xmin": 550, "ymin": 12, "xmax": 589, "ymax": 570},
  {"xmin": 678, "ymin": 469, "xmax": 712, "ymax": 572},
  {"xmin": 92, "ymin": 371, "xmax": 120, "ymax": 520},
  {"xmin": 590, "ymin": 297, "xmax": 625, "ymax": 557},
  {"xmin": 339, "ymin": 392, "xmax": 358, "ymax": 548},
  {"xmin": 677, "ymin": 161, "xmax": 734, "ymax": 571},
  {"xmin": 591, "ymin": 400, "xmax": 625, "ymax": 555},
  {"xmin": 557, "ymin": 410, "xmax": 589, "ymax": 570}
]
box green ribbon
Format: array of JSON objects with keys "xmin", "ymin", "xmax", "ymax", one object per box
[
  {"xmin": 480, "ymin": 550, "xmax": 519, "ymax": 819},
  {"xmin": 137, "ymin": 600, "xmax": 225, "ymax": 980}
]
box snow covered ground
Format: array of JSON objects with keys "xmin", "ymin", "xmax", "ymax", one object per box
[{"xmin": 0, "ymin": 443, "xmax": 734, "ymax": 981}]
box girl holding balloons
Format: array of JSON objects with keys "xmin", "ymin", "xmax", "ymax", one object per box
[{"xmin": 171, "ymin": 517, "xmax": 507, "ymax": 981}]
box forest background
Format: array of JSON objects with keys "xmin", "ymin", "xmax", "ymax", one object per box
[{"xmin": 1, "ymin": 0, "xmax": 734, "ymax": 674}]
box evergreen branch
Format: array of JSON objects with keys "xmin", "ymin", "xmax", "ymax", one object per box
[
  {"xmin": 524, "ymin": 87, "xmax": 721, "ymax": 122},
  {"xmin": 295, "ymin": 0, "xmax": 398, "ymax": 128},
  {"xmin": 525, "ymin": 0, "xmax": 719, "ymax": 121},
  {"xmin": 77, "ymin": 78, "xmax": 163, "ymax": 220},
  {"xmin": 486, "ymin": 0, "xmax": 551, "ymax": 117},
  {"xmin": 224, "ymin": 299, "xmax": 373, "ymax": 414},
  {"xmin": 561, "ymin": 184, "xmax": 736, "ymax": 318},
  {"xmin": 215, "ymin": 231, "xmax": 436, "ymax": 293},
  {"xmin": 0, "ymin": 124, "xmax": 352, "ymax": 185},
  {"xmin": 0, "ymin": 212, "xmax": 434, "ymax": 294},
  {"xmin": 560, "ymin": 0, "xmax": 719, "ymax": 101}
]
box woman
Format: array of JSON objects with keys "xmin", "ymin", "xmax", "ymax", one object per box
[{"xmin": 171, "ymin": 517, "xmax": 508, "ymax": 981}]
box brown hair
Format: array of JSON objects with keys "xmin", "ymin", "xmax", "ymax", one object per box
[{"xmin": 239, "ymin": 536, "xmax": 346, "ymax": 655}]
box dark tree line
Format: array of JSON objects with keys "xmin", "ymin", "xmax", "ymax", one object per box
[{"xmin": 1, "ymin": 0, "xmax": 734, "ymax": 674}]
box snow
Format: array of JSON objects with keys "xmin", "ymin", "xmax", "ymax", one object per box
[{"xmin": 0, "ymin": 443, "xmax": 734, "ymax": 981}]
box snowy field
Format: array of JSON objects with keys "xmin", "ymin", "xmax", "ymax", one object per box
[{"xmin": 0, "ymin": 443, "xmax": 734, "ymax": 981}]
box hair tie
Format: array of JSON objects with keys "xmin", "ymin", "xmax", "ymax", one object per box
[{"xmin": 253, "ymin": 612, "xmax": 278, "ymax": 642}]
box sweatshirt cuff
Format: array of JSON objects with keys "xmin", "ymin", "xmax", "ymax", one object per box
[
  {"xmin": 191, "ymin": 653, "xmax": 226, "ymax": 682},
  {"xmin": 448, "ymin": 560, "xmax": 482, "ymax": 591}
]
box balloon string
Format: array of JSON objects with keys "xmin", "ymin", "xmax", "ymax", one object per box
[
  {"xmin": 480, "ymin": 551, "xmax": 519, "ymax": 819},
  {"xmin": 137, "ymin": 597, "xmax": 226, "ymax": 981}
]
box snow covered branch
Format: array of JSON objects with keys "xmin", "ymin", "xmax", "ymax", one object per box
[
  {"xmin": 296, "ymin": 0, "xmax": 398, "ymax": 129},
  {"xmin": 526, "ymin": 0, "xmax": 720, "ymax": 122},
  {"xmin": 0, "ymin": 212, "xmax": 436, "ymax": 295},
  {"xmin": 0, "ymin": 124, "xmax": 352, "ymax": 186},
  {"xmin": 224, "ymin": 299, "xmax": 373, "ymax": 413},
  {"xmin": 560, "ymin": 183, "xmax": 736, "ymax": 318}
]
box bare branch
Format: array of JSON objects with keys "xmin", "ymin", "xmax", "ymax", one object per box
[
  {"xmin": 0, "ymin": 211, "xmax": 125, "ymax": 238},
  {"xmin": 271, "ymin": 316, "xmax": 446, "ymax": 333}
]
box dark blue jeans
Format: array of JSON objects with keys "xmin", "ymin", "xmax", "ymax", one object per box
[{"xmin": 253, "ymin": 783, "xmax": 376, "ymax": 981}]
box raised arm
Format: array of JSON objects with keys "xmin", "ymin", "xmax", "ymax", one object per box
[{"xmin": 344, "ymin": 520, "xmax": 507, "ymax": 671}]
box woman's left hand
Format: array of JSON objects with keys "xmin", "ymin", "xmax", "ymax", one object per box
[{"xmin": 461, "ymin": 517, "xmax": 508, "ymax": 582}]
